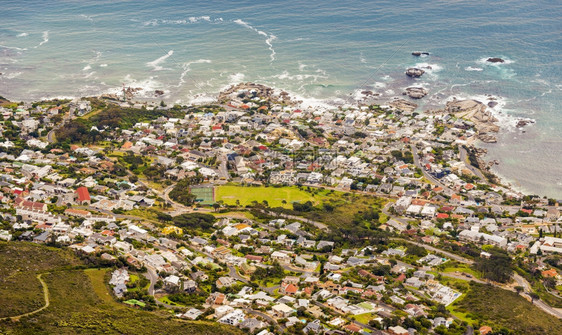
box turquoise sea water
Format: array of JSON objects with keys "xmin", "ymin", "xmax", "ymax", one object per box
[{"xmin": 0, "ymin": 0, "xmax": 561, "ymax": 197}]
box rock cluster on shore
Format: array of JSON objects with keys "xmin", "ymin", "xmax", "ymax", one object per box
[
  {"xmin": 218, "ymin": 82, "xmax": 297, "ymax": 106},
  {"xmin": 445, "ymin": 99, "xmax": 500, "ymax": 143},
  {"xmin": 387, "ymin": 98, "xmax": 418, "ymax": 114}
]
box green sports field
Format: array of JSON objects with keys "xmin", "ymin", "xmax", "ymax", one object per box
[
  {"xmin": 190, "ymin": 186, "xmax": 215, "ymax": 205},
  {"xmin": 215, "ymin": 185, "xmax": 329, "ymax": 208}
]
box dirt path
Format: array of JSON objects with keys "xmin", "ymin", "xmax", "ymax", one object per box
[{"xmin": 0, "ymin": 273, "xmax": 50, "ymax": 321}]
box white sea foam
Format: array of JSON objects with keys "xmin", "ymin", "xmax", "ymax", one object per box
[
  {"xmin": 105, "ymin": 74, "xmax": 163, "ymax": 99},
  {"xmin": 17, "ymin": 33, "xmax": 28, "ymax": 37},
  {"xmin": 82, "ymin": 65, "xmax": 92, "ymax": 71},
  {"xmin": 33, "ymin": 31, "xmax": 49, "ymax": 48},
  {"xmin": 465, "ymin": 66, "xmax": 483, "ymax": 72},
  {"xmin": 80, "ymin": 14, "xmax": 94, "ymax": 22},
  {"xmin": 414, "ymin": 62, "xmax": 442, "ymax": 74},
  {"xmin": 100, "ymin": 64, "xmax": 108, "ymax": 67},
  {"xmin": 188, "ymin": 94, "xmax": 216, "ymax": 105},
  {"xmin": 385, "ymin": 89, "xmax": 395, "ymax": 95},
  {"xmin": 144, "ymin": 19, "xmax": 158, "ymax": 26},
  {"xmin": 177, "ymin": 59, "xmax": 212, "ymax": 87},
  {"xmin": 143, "ymin": 16, "xmax": 222, "ymax": 26},
  {"xmin": 272, "ymin": 71, "xmax": 327, "ymax": 82},
  {"xmin": 228, "ymin": 72, "xmax": 245, "ymax": 84},
  {"xmin": 188, "ymin": 16, "xmax": 211, "ymax": 23},
  {"xmin": 3, "ymin": 72, "xmax": 22, "ymax": 79},
  {"xmin": 0, "ymin": 44, "xmax": 27, "ymax": 51},
  {"xmin": 146, "ymin": 50, "xmax": 174, "ymax": 71},
  {"xmin": 299, "ymin": 63, "xmax": 307, "ymax": 71},
  {"xmin": 234, "ymin": 19, "xmax": 276, "ymax": 62},
  {"xmin": 360, "ymin": 53, "xmax": 367, "ymax": 64}
]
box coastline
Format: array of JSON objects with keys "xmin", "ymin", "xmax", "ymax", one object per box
[{"xmin": 1, "ymin": 78, "xmax": 545, "ymax": 199}]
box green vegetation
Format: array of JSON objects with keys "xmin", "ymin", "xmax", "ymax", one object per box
[
  {"xmin": 216, "ymin": 184, "xmax": 324, "ymax": 208},
  {"xmin": 450, "ymin": 282, "xmax": 562, "ymax": 334},
  {"xmin": 0, "ymin": 242, "xmax": 81, "ymax": 318},
  {"xmin": 0, "ymin": 243, "xmax": 242, "ymax": 335},
  {"xmin": 472, "ymin": 247, "xmax": 513, "ymax": 283},
  {"xmin": 172, "ymin": 213, "xmax": 217, "ymax": 235},
  {"xmin": 55, "ymin": 99, "xmax": 184, "ymax": 144},
  {"xmin": 169, "ymin": 176, "xmax": 205, "ymax": 206}
]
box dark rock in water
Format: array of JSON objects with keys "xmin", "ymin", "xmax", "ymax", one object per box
[
  {"xmin": 405, "ymin": 68, "xmax": 425, "ymax": 78},
  {"xmin": 154, "ymin": 90, "xmax": 164, "ymax": 96},
  {"xmin": 412, "ymin": 51, "xmax": 430, "ymax": 56},
  {"xmin": 487, "ymin": 57, "xmax": 505, "ymax": 63},
  {"xmin": 516, "ymin": 119, "xmax": 534, "ymax": 128},
  {"xmin": 403, "ymin": 87, "xmax": 428, "ymax": 99},
  {"xmin": 487, "ymin": 101, "xmax": 498, "ymax": 108}
]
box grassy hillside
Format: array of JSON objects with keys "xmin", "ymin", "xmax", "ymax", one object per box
[
  {"xmin": 0, "ymin": 242, "xmax": 81, "ymax": 318},
  {"xmin": 450, "ymin": 282, "xmax": 562, "ymax": 334},
  {"xmin": 0, "ymin": 242, "xmax": 242, "ymax": 335}
]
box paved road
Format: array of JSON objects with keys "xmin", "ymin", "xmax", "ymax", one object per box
[
  {"xmin": 392, "ymin": 238, "xmax": 562, "ymax": 318},
  {"xmin": 459, "ymin": 146, "xmax": 486, "ymax": 181},
  {"xmin": 410, "ymin": 144, "xmax": 455, "ymax": 196},
  {"xmin": 311, "ymin": 300, "xmax": 385, "ymax": 334},
  {"xmin": 257, "ymin": 209, "xmax": 329, "ymax": 231},
  {"xmin": 391, "ymin": 237, "xmax": 474, "ymax": 264},
  {"xmin": 243, "ymin": 308, "xmax": 285, "ymax": 331},
  {"xmin": 382, "ymin": 203, "xmax": 410, "ymax": 225},
  {"xmin": 217, "ymin": 154, "xmax": 230, "ymax": 180},
  {"xmin": 145, "ymin": 266, "xmax": 159, "ymax": 296},
  {"xmin": 46, "ymin": 109, "xmax": 72, "ymax": 143}
]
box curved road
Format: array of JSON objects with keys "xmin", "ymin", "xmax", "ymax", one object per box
[
  {"xmin": 459, "ymin": 146, "xmax": 486, "ymax": 181},
  {"xmin": 392, "ymin": 238, "xmax": 562, "ymax": 318},
  {"xmin": 410, "ymin": 144, "xmax": 455, "ymax": 196}
]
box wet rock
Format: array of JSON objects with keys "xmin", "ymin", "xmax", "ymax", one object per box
[
  {"xmin": 405, "ymin": 68, "xmax": 425, "ymax": 78},
  {"xmin": 516, "ymin": 119, "xmax": 534, "ymax": 128},
  {"xmin": 487, "ymin": 101, "xmax": 498, "ymax": 108},
  {"xmin": 412, "ymin": 51, "xmax": 430, "ymax": 56},
  {"xmin": 154, "ymin": 90, "xmax": 164, "ymax": 96},
  {"xmin": 403, "ymin": 87, "xmax": 428, "ymax": 99},
  {"xmin": 486, "ymin": 57, "xmax": 505, "ymax": 63}
]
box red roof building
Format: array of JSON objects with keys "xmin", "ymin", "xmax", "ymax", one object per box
[
  {"xmin": 15, "ymin": 197, "xmax": 47, "ymax": 212},
  {"xmin": 75, "ymin": 187, "xmax": 91, "ymax": 205}
]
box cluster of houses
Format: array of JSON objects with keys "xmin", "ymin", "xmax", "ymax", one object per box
[{"xmin": 0, "ymin": 89, "xmax": 561, "ymax": 334}]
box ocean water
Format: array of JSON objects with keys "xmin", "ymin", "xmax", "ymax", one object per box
[{"xmin": 0, "ymin": 0, "xmax": 560, "ymax": 197}]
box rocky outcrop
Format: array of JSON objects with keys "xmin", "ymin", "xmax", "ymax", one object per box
[
  {"xmin": 412, "ymin": 51, "xmax": 430, "ymax": 56},
  {"xmin": 387, "ymin": 98, "xmax": 418, "ymax": 114},
  {"xmin": 446, "ymin": 99, "xmax": 500, "ymax": 139},
  {"xmin": 487, "ymin": 101, "xmax": 498, "ymax": 108},
  {"xmin": 405, "ymin": 68, "xmax": 425, "ymax": 78},
  {"xmin": 154, "ymin": 90, "xmax": 164, "ymax": 97},
  {"xmin": 486, "ymin": 57, "xmax": 504, "ymax": 63},
  {"xmin": 403, "ymin": 87, "xmax": 428, "ymax": 99},
  {"xmin": 218, "ymin": 82, "xmax": 296, "ymax": 106},
  {"xmin": 516, "ymin": 119, "xmax": 534, "ymax": 128}
]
